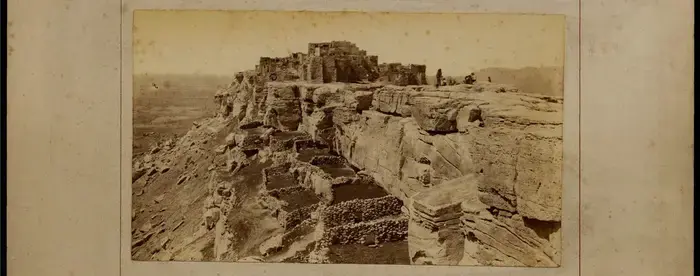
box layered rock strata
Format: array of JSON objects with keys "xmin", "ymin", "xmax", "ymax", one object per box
[
  {"xmin": 227, "ymin": 80, "xmax": 563, "ymax": 267},
  {"xmin": 134, "ymin": 73, "xmax": 562, "ymax": 266}
]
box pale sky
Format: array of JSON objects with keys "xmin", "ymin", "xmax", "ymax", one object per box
[{"xmin": 133, "ymin": 11, "xmax": 565, "ymax": 75}]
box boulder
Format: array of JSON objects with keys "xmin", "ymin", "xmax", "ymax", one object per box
[
  {"xmin": 143, "ymin": 154, "xmax": 154, "ymax": 163},
  {"xmin": 259, "ymin": 234, "xmax": 284, "ymax": 256},
  {"xmin": 176, "ymin": 175, "xmax": 189, "ymax": 185},
  {"xmin": 410, "ymin": 97, "xmax": 461, "ymax": 133},
  {"xmin": 214, "ymin": 145, "xmax": 227, "ymax": 154},
  {"xmin": 203, "ymin": 208, "xmax": 221, "ymax": 230},
  {"xmin": 140, "ymin": 222, "xmax": 153, "ymax": 233},
  {"xmin": 224, "ymin": 133, "xmax": 236, "ymax": 147},
  {"xmin": 159, "ymin": 237, "xmax": 171, "ymax": 249},
  {"xmin": 163, "ymin": 139, "xmax": 175, "ymax": 149},
  {"xmin": 455, "ymin": 105, "xmax": 485, "ymax": 131},
  {"xmin": 154, "ymin": 194, "xmax": 165, "ymax": 203},
  {"xmin": 132, "ymin": 166, "xmax": 148, "ymax": 182}
]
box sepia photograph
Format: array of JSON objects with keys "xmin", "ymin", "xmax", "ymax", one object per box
[{"xmin": 130, "ymin": 10, "xmax": 565, "ymax": 267}]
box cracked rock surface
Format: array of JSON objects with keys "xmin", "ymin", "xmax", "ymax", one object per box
[{"xmin": 133, "ymin": 74, "xmax": 562, "ymax": 266}]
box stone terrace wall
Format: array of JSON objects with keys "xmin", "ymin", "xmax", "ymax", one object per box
[
  {"xmin": 321, "ymin": 196, "xmax": 403, "ymax": 228},
  {"xmin": 320, "ymin": 218, "xmax": 409, "ymax": 246},
  {"xmin": 226, "ymin": 80, "xmax": 563, "ymax": 267},
  {"xmin": 259, "ymin": 54, "xmax": 306, "ymax": 82}
]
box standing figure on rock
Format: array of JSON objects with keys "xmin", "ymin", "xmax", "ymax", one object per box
[
  {"xmin": 488, "ymin": 76, "xmax": 492, "ymax": 83},
  {"xmin": 435, "ymin": 69, "xmax": 443, "ymax": 88}
]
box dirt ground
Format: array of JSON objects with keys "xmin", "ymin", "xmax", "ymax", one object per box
[{"xmin": 327, "ymin": 241, "xmax": 411, "ymax": 265}]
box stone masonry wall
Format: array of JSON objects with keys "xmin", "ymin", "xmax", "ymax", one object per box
[
  {"xmin": 379, "ymin": 63, "xmax": 428, "ymax": 86},
  {"xmin": 321, "ymin": 196, "xmax": 403, "ymax": 228},
  {"xmin": 222, "ymin": 47, "xmax": 563, "ymax": 267},
  {"xmin": 242, "ymin": 41, "xmax": 423, "ymax": 86}
]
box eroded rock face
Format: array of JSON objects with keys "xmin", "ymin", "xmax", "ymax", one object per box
[
  {"xmin": 410, "ymin": 97, "xmax": 461, "ymax": 133},
  {"xmin": 259, "ymin": 234, "xmax": 284, "ymax": 256},
  {"xmin": 213, "ymin": 81, "xmax": 562, "ymax": 266},
  {"xmin": 407, "ymin": 174, "xmax": 479, "ymax": 265},
  {"xmin": 460, "ymin": 201, "xmax": 560, "ymax": 267},
  {"xmin": 264, "ymin": 85, "xmax": 303, "ymax": 131}
]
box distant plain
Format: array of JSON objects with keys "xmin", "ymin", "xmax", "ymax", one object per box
[{"xmin": 132, "ymin": 66, "xmax": 562, "ymax": 155}]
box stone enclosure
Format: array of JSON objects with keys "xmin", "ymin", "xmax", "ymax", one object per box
[
  {"xmin": 254, "ymin": 41, "xmax": 427, "ymax": 85},
  {"xmin": 210, "ymin": 58, "xmax": 563, "ymax": 265},
  {"xmin": 133, "ymin": 40, "xmax": 563, "ymax": 266}
]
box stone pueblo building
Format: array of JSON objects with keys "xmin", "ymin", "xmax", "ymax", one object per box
[{"xmin": 132, "ymin": 41, "xmax": 563, "ymax": 267}]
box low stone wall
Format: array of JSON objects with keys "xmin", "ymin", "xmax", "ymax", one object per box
[
  {"xmin": 292, "ymin": 164, "xmax": 334, "ymax": 201},
  {"xmin": 281, "ymin": 204, "xmax": 320, "ymax": 230},
  {"xmin": 263, "ymin": 162, "xmax": 292, "ymax": 176},
  {"xmin": 310, "ymin": 155, "xmax": 346, "ymax": 166},
  {"xmin": 268, "ymin": 185, "xmax": 305, "ymax": 198},
  {"xmin": 223, "ymin": 80, "xmax": 563, "ymax": 266},
  {"xmin": 233, "ymin": 128, "xmax": 268, "ymax": 151},
  {"xmin": 281, "ymin": 218, "xmax": 318, "ymax": 247},
  {"xmin": 269, "ymin": 131, "xmax": 310, "ymax": 152},
  {"xmin": 321, "ymin": 196, "xmax": 403, "ymax": 228},
  {"xmin": 293, "ymin": 139, "xmax": 329, "ymax": 154},
  {"xmin": 261, "ymin": 163, "xmax": 295, "ymax": 190},
  {"xmin": 321, "ymin": 217, "xmax": 408, "ymax": 246}
]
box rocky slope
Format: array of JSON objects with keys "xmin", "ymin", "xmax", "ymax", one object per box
[{"xmin": 131, "ymin": 77, "xmax": 562, "ymax": 266}]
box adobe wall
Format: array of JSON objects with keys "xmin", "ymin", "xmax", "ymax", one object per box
[
  {"xmin": 378, "ymin": 63, "xmax": 428, "ymax": 86},
  {"xmin": 259, "ymin": 54, "xmax": 307, "ymax": 82},
  {"xmin": 250, "ymin": 41, "xmax": 413, "ymax": 85}
]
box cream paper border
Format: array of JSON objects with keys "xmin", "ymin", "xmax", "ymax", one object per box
[{"xmin": 6, "ymin": 0, "xmax": 694, "ymax": 275}]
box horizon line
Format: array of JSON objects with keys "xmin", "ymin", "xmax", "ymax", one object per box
[{"xmin": 133, "ymin": 64, "xmax": 563, "ymax": 77}]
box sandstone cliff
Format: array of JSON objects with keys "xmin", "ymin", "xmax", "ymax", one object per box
[
  {"xmin": 131, "ymin": 41, "xmax": 561, "ymax": 266},
  {"xmin": 199, "ymin": 78, "xmax": 563, "ymax": 266}
]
